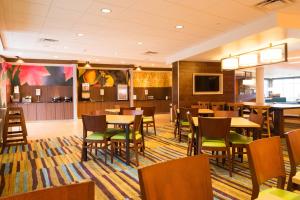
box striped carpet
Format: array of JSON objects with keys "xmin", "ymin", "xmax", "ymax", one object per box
[{"xmin": 0, "ymin": 120, "xmax": 299, "ymax": 200}]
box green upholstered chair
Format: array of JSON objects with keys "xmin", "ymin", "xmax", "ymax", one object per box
[
  {"xmin": 285, "ymin": 129, "xmax": 300, "ymax": 191},
  {"xmin": 82, "ymin": 115, "xmax": 118, "ymax": 163},
  {"xmin": 229, "ymin": 112, "xmax": 264, "ymax": 172},
  {"xmin": 141, "ymin": 106, "xmax": 156, "ymax": 135},
  {"xmin": 110, "ymin": 110, "xmax": 144, "ymax": 166},
  {"xmin": 247, "ymin": 136, "xmax": 300, "ymax": 200},
  {"xmin": 198, "ymin": 117, "xmax": 232, "ymax": 177},
  {"xmin": 178, "ymin": 107, "xmax": 198, "ymax": 142},
  {"xmin": 186, "ymin": 112, "xmax": 197, "ymax": 156}
]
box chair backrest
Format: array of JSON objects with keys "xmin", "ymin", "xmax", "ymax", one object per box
[
  {"xmin": 90, "ymin": 110, "xmax": 105, "ymax": 115},
  {"xmin": 120, "ymin": 107, "xmax": 136, "ymax": 115},
  {"xmin": 187, "ymin": 112, "xmax": 196, "ymax": 141},
  {"xmin": 0, "ymin": 181, "xmax": 95, "ymax": 200},
  {"xmin": 285, "ymin": 129, "xmax": 300, "ymax": 172},
  {"xmin": 198, "ymin": 117, "xmax": 231, "ymax": 145},
  {"xmin": 138, "ymin": 155, "xmax": 213, "ymax": 200},
  {"xmin": 227, "ymin": 102, "xmax": 244, "ymax": 116},
  {"xmin": 141, "ymin": 106, "xmax": 155, "ymax": 116},
  {"xmin": 82, "ymin": 115, "xmax": 107, "ymax": 138},
  {"xmin": 249, "ymin": 112, "xmax": 264, "ymax": 128},
  {"xmin": 247, "ymin": 136, "xmax": 286, "ymax": 199},
  {"xmin": 179, "ymin": 107, "xmax": 198, "ymax": 121},
  {"xmin": 197, "ymin": 101, "xmax": 210, "ymax": 109},
  {"xmin": 132, "ymin": 112, "xmax": 143, "ymax": 142},
  {"xmin": 214, "ymin": 110, "xmax": 239, "ymax": 117},
  {"xmin": 210, "ymin": 102, "xmax": 225, "ymax": 111}
]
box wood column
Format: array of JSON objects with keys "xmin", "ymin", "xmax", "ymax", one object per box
[{"xmin": 256, "ymin": 67, "xmax": 264, "ymax": 104}]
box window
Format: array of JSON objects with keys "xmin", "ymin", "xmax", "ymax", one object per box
[
  {"xmin": 264, "ymin": 79, "xmax": 269, "ymax": 97},
  {"xmin": 272, "ymin": 78, "xmax": 300, "ymax": 102}
]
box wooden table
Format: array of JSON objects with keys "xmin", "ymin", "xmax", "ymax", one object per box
[
  {"xmin": 193, "ymin": 117, "xmax": 260, "ymax": 128},
  {"xmin": 177, "ymin": 109, "xmax": 214, "ymax": 115},
  {"xmin": 105, "ymin": 108, "xmax": 142, "ymax": 115},
  {"xmin": 243, "ymin": 102, "xmax": 300, "ymax": 136}
]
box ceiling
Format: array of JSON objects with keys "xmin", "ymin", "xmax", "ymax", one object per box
[{"xmin": 0, "ymin": 0, "xmax": 300, "ymax": 77}]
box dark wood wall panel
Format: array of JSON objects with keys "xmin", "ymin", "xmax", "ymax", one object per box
[
  {"xmin": 172, "ymin": 62, "xmax": 179, "ymax": 106},
  {"xmin": 133, "ymin": 87, "xmax": 171, "ymax": 100},
  {"xmin": 173, "ymin": 61, "xmax": 235, "ymax": 107},
  {"xmin": 36, "ymin": 103, "xmax": 47, "ymax": 120},
  {"xmin": 134, "ymin": 100, "xmax": 171, "ymax": 113}
]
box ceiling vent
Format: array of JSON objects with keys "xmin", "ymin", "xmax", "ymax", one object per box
[
  {"xmin": 144, "ymin": 51, "xmax": 158, "ymax": 55},
  {"xmin": 39, "ymin": 38, "xmax": 59, "ymax": 43},
  {"xmin": 255, "ymin": 0, "xmax": 294, "ymax": 10}
]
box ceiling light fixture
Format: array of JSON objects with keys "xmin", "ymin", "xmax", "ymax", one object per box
[
  {"xmin": 137, "ymin": 42, "xmax": 143, "ymax": 45},
  {"xmin": 175, "ymin": 25, "xmax": 184, "ymax": 29},
  {"xmin": 221, "ymin": 43, "xmax": 287, "ymax": 70},
  {"xmin": 84, "ymin": 61, "xmax": 92, "ymax": 68},
  {"xmin": 101, "ymin": 8, "xmax": 112, "ymax": 14},
  {"xmin": 53, "ymin": 56, "xmax": 59, "ymax": 59},
  {"xmin": 16, "ymin": 56, "xmax": 24, "ymax": 64},
  {"xmin": 221, "ymin": 56, "xmax": 239, "ymax": 70},
  {"xmin": 135, "ymin": 66, "xmax": 142, "ymax": 71},
  {"xmin": 77, "ymin": 33, "xmax": 84, "ymax": 37}
]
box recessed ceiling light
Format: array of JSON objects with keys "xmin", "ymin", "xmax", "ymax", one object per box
[
  {"xmin": 101, "ymin": 8, "xmax": 112, "ymax": 14},
  {"xmin": 175, "ymin": 25, "xmax": 184, "ymax": 29},
  {"xmin": 63, "ymin": 46, "xmax": 68, "ymax": 49},
  {"xmin": 151, "ymin": 63, "xmax": 155, "ymax": 66},
  {"xmin": 77, "ymin": 33, "xmax": 84, "ymax": 37},
  {"xmin": 137, "ymin": 42, "xmax": 143, "ymax": 45},
  {"xmin": 121, "ymin": 61, "xmax": 126, "ymax": 64}
]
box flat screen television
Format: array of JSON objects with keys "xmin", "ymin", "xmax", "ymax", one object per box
[{"xmin": 193, "ymin": 73, "xmax": 223, "ymax": 95}]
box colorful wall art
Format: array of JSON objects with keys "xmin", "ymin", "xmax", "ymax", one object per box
[
  {"xmin": 78, "ymin": 69, "xmax": 128, "ymax": 87},
  {"xmin": 1, "ymin": 63, "xmax": 73, "ymax": 86}
]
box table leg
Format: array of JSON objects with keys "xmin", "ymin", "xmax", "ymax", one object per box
[
  {"xmin": 125, "ymin": 124, "xmax": 130, "ymax": 165},
  {"xmin": 81, "ymin": 141, "xmax": 87, "ymax": 161},
  {"xmin": 195, "ymin": 127, "xmax": 200, "ymax": 155},
  {"xmin": 141, "ymin": 118, "xmax": 145, "ymax": 151},
  {"xmin": 273, "ymin": 109, "xmax": 284, "ymax": 137}
]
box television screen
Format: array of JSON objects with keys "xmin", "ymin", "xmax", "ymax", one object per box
[{"xmin": 193, "ymin": 73, "xmax": 223, "ymax": 94}]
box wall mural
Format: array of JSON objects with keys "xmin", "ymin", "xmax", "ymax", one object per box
[
  {"xmin": 1, "ymin": 63, "xmax": 73, "ymax": 86},
  {"xmin": 77, "ymin": 68, "xmax": 128, "ymax": 87},
  {"xmin": 133, "ymin": 71, "xmax": 172, "ymax": 87}
]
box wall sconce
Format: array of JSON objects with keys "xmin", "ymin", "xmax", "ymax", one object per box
[
  {"xmin": 144, "ymin": 89, "xmax": 148, "ymax": 95},
  {"xmin": 135, "ymin": 66, "xmax": 142, "ymax": 71},
  {"xmin": 84, "ymin": 61, "xmax": 92, "ymax": 68},
  {"xmin": 133, "ymin": 95, "xmax": 137, "ymax": 100},
  {"xmin": 36, "ymin": 88, "xmax": 41, "ymax": 102}
]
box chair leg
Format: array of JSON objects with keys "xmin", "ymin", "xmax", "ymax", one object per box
[
  {"xmin": 135, "ymin": 144, "xmax": 139, "ymax": 167},
  {"xmin": 232, "ymin": 146, "xmax": 235, "ymax": 173},
  {"xmin": 174, "ymin": 121, "xmax": 178, "ymax": 138},
  {"xmin": 111, "ymin": 141, "xmax": 115, "ymax": 164},
  {"xmin": 187, "ymin": 139, "xmax": 191, "ymax": 156},
  {"xmin": 95, "ymin": 143, "xmax": 98, "ymax": 155},
  {"xmin": 153, "ymin": 121, "xmax": 157, "ymax": 136},
  {"xmin": 178, "ymin": 124, "xmax": 182, "ymax": 142},
  {"xmin": 227, "ymin": 148, "xmax": 232, "ymax": 177},
  {"xmin": 146, "ymin": 124, "xmax": 149, "ymax": 134},
  {"xmin": 104, "ymin": 141, "xmax": 107, "ymax": 164}
]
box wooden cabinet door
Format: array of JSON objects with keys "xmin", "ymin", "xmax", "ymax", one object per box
[
  {"xmin": 64, "ymin": 103, "xmax": 73, "ymax": 119},
  {"xmin": 26, "ymin": 103, "xmax": 37, "ymax": 121},
  {"xmin": 46, "ymin": 103, "xmax": 56, "ymax": 120},
  {"xmin": 36, "ymin": 103, "xmax": 47, "ymax": 120},
  {"xmin": 55, "ymin": 103, "xmax": 64, "ymax": 120}
]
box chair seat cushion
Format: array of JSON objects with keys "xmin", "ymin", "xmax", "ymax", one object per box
[
  {"xmin": 86, "ymin": 129, "xmax": 118, "ymax": 141},
  {"xmin": 106, "ymin": 128, "xmax": 123, "ymax": 134},
  {"xmin": 292, "ymin": 172, "xmax": 300, "ymax": 185},
  {"xmin": 180, "ymin": 121, "xmax": 189, "ymax": 126},
  {"xmin": 229, "ymin": 134, "xmax": 253, "ymax": 145},
  {"xmin": 111, "ymin": 131, "xmax": 142, "ymax": 140},
  {"xmin": 258, "ymin": 188, "xmax": 300, "ymax": 200},
  {"xmin": 202, "ymin": 137, "xmax": 226, "ymax": 148},
  {"xmin": 143, "ymin": 116, "xmax": 154, "ymax": 122}
]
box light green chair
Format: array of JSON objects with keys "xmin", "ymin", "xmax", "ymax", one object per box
[
  {"xmin": 82, "ymin": 115, "xmax": 119, "ymax": 163},
  {"xmin": 110, "ymin": 111, "xmax": 144, "ymax": 166}
]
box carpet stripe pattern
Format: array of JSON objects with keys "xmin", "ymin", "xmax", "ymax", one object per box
[{"xmin": 0, "ymin": 121, "xmax": 299, "ymax": 200}]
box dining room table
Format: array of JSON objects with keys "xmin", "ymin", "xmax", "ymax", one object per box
[{"xmin": 105, "ymin": 107, "xmax": 142, "ymax": 115}]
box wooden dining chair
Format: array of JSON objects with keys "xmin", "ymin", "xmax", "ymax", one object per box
[
  {"xmin": 138, "ymin": 155, "xmax": 213, "ymax": 200},
  {"xmin": 227, "ymin": 102, "xmax": 244, "ymax": 117},
  {"xmin": 247, "ymin": 136, "xmax": 300, "ymax": 200},
  {"xmin": 198, "ymin": 117, "xmax": 232, "ymax": 177},
  {"xmin": 120, "ymin": 107, "xmax": 136, "ymax": 115},
  {"xmin": 173, "ymin": 104, "xmax": 179, "ymax": 138},
  {"xmin": 249, "ymin": 105, "xmax": 272, "ymax": 138},
  {"xmin": 82, "ymin": 115, "xmax": 117, "ymax": 163},
  {"xmin": 197, "ymin": 101, "xmax": 210, "ymax": 109},
  {"xmin": 214, "ymin": 110, "xmax": 239, "ymax": 117},
  {"xmin": 186, "ymin": 112, "xmax": 197, "ymax": 156},
  {"xmin": 210, "ymin": 102, "xmax": 225, "ymax": 111},
  {"xmin": 229, "ymin": 113, "xmax": 264, "ymax": 172},
  {"xmin": 141, "ymin": 106, "xmax": 156, "ymax": 135},
  {"xmin": 285, "ymin": 129, "xmax": 300, "ymax": 191},
  {"xmin": 178, "ymin": 107, "xmax": 198, "ymax": 142},
  {"xmin": 110, "ymin": 110, "xmax": 144, "ymax": 166}
]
